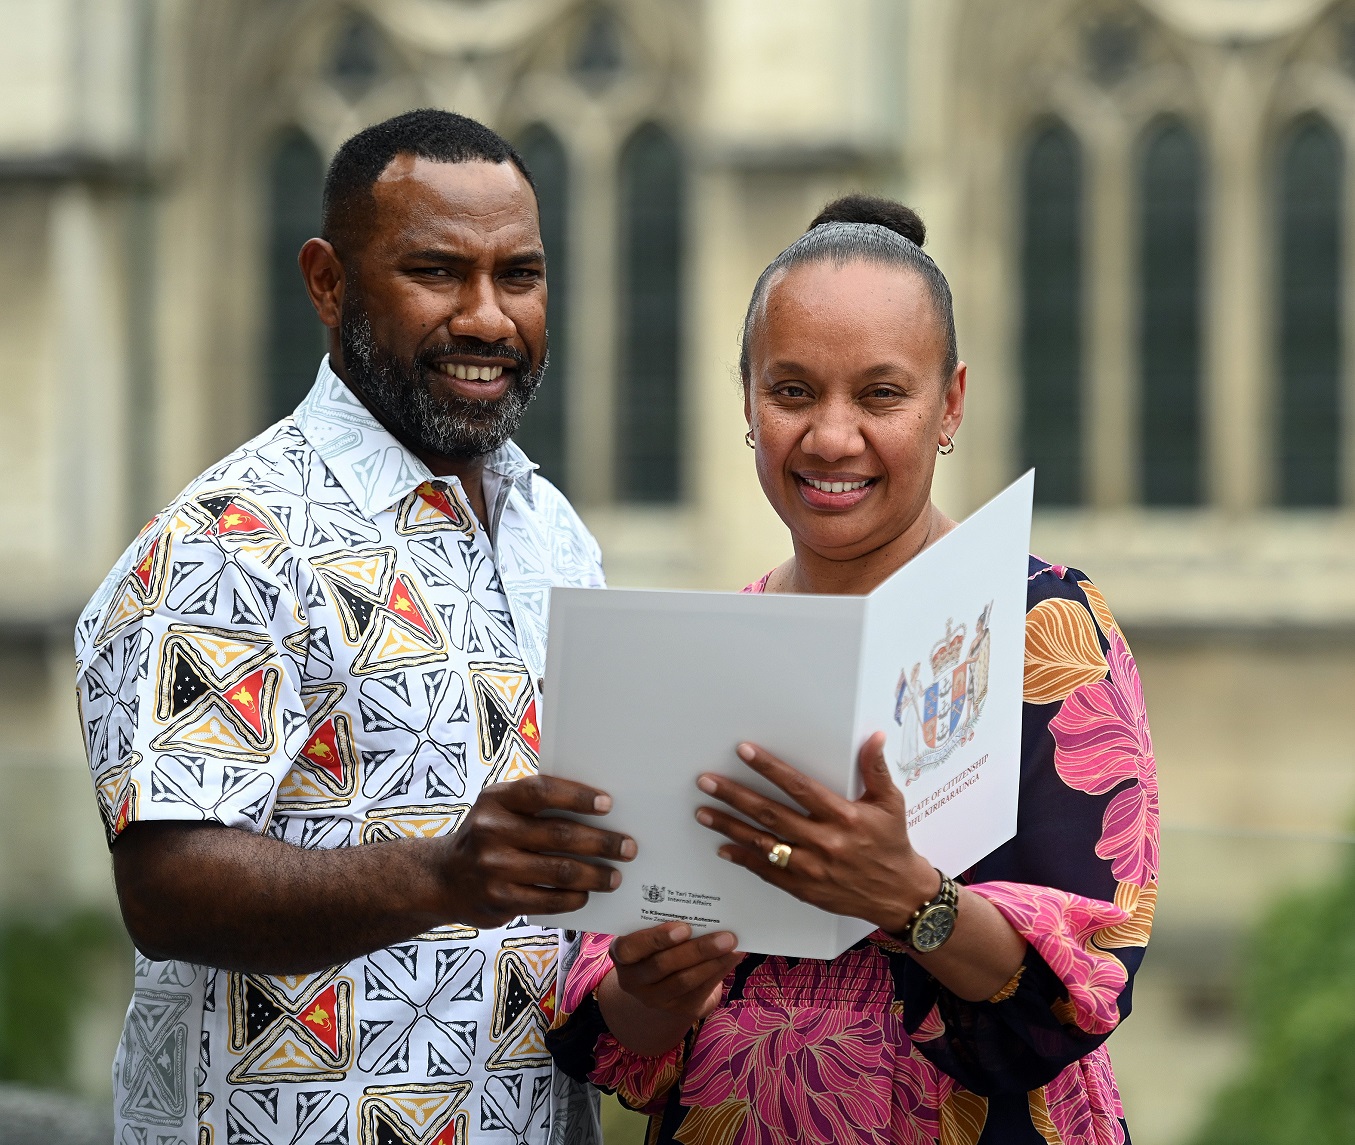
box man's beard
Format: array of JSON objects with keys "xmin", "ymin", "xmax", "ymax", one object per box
[{"xmin": 339, "ymin": 297, "xmax": 546, "ymax": 461}]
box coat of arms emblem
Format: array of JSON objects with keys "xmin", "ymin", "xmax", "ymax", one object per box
[
  {"xmin": 641, "ymin": 884, "xmax": 667, "ymax": 903},
  {"xmin": 893, "ymin": 603, "xmax": 993, "ymax": 784}
]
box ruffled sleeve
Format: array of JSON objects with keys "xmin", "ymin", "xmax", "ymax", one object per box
[
  {"xmin": 889, "ymin": 561, "xmax": 1159, "ymax": 1095},
  {"xmin": 545, "ymin": 933, "xmax": 692, "ymax": 1114}
]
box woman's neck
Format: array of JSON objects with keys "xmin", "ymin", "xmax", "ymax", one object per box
[{"xmin": 770, "ymin": 501, "xmax": 957, "ymax": 595}]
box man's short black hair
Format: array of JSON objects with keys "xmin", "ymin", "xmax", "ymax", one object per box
[{"xmin": 322, "ymin": 108, "xmax": 536, "ymax": 256}]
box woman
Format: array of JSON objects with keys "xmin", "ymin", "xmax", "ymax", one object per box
[{"xmin": 546, "ymin": 196, "xmax": 1157, "ymax": 1144}]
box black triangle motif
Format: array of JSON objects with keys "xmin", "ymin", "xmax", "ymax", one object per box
[
  {"xmin": 167, "ymin": 647, "xmax": 211, "ymax": 716},
  {"xmin": 334, "ymin": 583, "xmax": 376, "ymax": 638},
  {"xmin": 499, "ymin": 957, "xmax": 535, "ymax": 1035},
  {"xmin": 243, "ymin": 979, "xmax": 284, "ymax": 1042},
  {"xmin": 371, "ymin": 1109, "xmax": 409, "ymax": 1145},
  {"xmin": 481, "ymin": 691, "xmax": 512, "ymax": 760},
  {"xmin": 198, "ymin": 494, "xmax": 234, "ymax": 520}
]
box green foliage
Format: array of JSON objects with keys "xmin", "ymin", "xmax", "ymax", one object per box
[
  {"xmin": 1192, "ymin": 845, "xmax": 1355, "ymax": 1145},
  {"xmin": 0, "ymin": 910, "xmax": 125, "ymax": 1091},
  {"xmin": 602, "ymin": 1092, "xmax": 648, "ymax": 1144}
]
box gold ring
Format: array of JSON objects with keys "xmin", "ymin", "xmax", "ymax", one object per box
[{"xmin": 767, "ymin": 843, "xmax": 792, "ymax": 869}]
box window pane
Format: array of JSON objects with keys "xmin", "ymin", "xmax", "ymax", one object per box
[
  {"xmin": 1278, "ymin": 116, "xmax": 1343, "ymax": 506},
  {"xmin": 265, "ymin": 129, "xmax": 326, "ymax": 424},
  {"xmin": 1020, "ymin": 122, "xmax": 1084, "ymax": 505},
  {"xmin": 514, "ymin": 124, "xmax": 570, "ymax": 492},
  {"xmin": 1140, "ymin": 119, "xmax": 1204, "ymax": 505},
  {"xmin": 617, "ymin": 122, "xmax": 684, "ymax": 503}
]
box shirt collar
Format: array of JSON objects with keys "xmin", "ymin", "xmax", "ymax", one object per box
[{"xmin": 293, "ymin": 356, "xmax": 537, "ymax": 519}]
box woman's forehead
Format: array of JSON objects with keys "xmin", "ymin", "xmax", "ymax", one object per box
[{"xmin": 757, "ymin": 260, "xmax": 945, "ymax": 361}]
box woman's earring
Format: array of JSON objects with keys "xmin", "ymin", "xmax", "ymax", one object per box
[
  {"xmin": 745, "ymin": 429, "xmax": 756, "ymax": 449},
  {"xmin": 938, "ymin": 433, "xmax": 955, "ymax": 456}
]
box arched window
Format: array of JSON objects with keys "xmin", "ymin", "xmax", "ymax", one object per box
[
  {"xmin": 1278, "ymin": 116, "xmax": 1343, "ymax": 506},
  {"xmin": 617, "ymin": 122, "xmax": 684, "ymax": 503},
  {"xmin": 1020, "ymin": 121, "xmax": 1084, "ymax": 505},
  {"xmin": 264, "ymin": 129, "xmax": 326, "ymax": 424},
  {"xmin": 1139, "ymin": 118, "xmax": 1204, "ymax": 505},
  {"xmin": 513, "ymin": 124, "xmax": 570, "ymax": 490}
]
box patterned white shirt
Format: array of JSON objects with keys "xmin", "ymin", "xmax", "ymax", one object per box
[{"xmin": 75, "ymin": 359, "xmax": 606, "ymax": 1145}]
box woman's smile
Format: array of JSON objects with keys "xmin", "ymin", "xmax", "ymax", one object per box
[{"xmin": 795, "ymin": 472, "xmax": 880, "ymax": 510}]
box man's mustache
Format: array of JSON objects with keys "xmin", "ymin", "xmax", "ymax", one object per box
[{"xmin": 418, "ymin": 339, "xmax": 530, "ymax": 374}]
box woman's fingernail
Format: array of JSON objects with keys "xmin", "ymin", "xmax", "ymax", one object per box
[
  {"xmin": 736, "ymin": 744, "xmax": 756, "ymax": 762},
  {"xmin": 695, "ymin": 809, "xmax": 713, "ymax": 827},
  {"xmin": 609, "ymin": 869, "xmax": 622, "ymax": 890},
  {"xmin": 696, "ymin": 775, "xmax": 717, "ymax": 795},
  {"xmin": 593, "ymin": 794, "xmax": 612, "ymax": 813},
  {"xmin": 711, "ymin": 932, "xmax": 737, "ymax": 953},
  {"xmin": 718, "ymin": 847, "xmax": 735, "ymax": 862},
  {"xmin": 620, "ymin": 838, "xmax": 637, "ymax": 860}
]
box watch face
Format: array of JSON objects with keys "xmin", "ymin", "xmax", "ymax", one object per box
[{"xmin": 911, "ymin": 904, "xmax": 957, "ymax": 954}]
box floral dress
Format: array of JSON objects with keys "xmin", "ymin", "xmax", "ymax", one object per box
[{"xmin": 545, "ymin": 560, "xmax": 1157, "ymax": 1145}]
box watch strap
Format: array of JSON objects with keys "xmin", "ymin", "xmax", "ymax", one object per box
[{"xmin": 892, "ymin": 868, "xmax": 959, "ymax": 951}]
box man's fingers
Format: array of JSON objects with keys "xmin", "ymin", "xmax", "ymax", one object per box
[
  {"xmin": 515, "ymin": 854, "xmax": 622, "ymax": 895},
  {"xmin": 517, "ymin": 817, "xmax": 636, "ymax": 863},
  {"xmin": 494, "ymin": 774, "xmax": 615, "ymax": 816},
  {"xmin": 494, "ymin": 884, "xmax": 592, "ymax": 917}
]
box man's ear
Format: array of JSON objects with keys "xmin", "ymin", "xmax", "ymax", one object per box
[{"xmin": 299, "ymin": 238, "xmax": 345, "ymax": 329}]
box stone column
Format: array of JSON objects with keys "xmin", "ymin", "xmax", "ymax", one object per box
[
  {"xmin": 1087, "ymin": 123, "xmax": 1136, "ymax": 507},
  {"xmin": 1203, "ymin": 49, "xmax": 1270, "ymax": 511}
]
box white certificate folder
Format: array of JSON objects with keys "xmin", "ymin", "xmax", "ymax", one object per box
[{"xmin": 531, "ymin": 472, "xmax": 1034, "ymax": 960}]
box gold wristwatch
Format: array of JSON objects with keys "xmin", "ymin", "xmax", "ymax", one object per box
[{"xmin": 895, "ymin": 868, "xmax": 960, "ymax": 954}]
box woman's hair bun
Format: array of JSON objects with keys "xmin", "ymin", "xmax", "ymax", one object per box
[{"xmin": 807, "ymin": 194, "xmax": 926, "ymax": 247}]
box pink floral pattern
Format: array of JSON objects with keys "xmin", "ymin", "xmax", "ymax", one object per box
[
  {"xmin": 547, "ymin": 564, "xmax": 1152, "ymax": 1145},
  {"xmin": 1045, "ymin": 1045, "xmax": 1127, "ymax": 1145},
  {"xmin": 969, "ymin": 882, "xmax": 1130, "ymax": 1036},
  {"xmin": 593, "ymin": 1033, "xmax": 686, "ymax": 1116},
  {"xmin": 558, "ymin": 933, "xmax": 614, "ymax": 1018},
  {"xmin": 1050, "ymin": 630, "xmax": 1160, "ymax": 886},
  {"xmin": 682, "ymin": 950, "xmax": 943, "ymax": 1145}
]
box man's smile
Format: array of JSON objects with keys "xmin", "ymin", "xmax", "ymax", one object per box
[{"xmin": 429, "ymin": 355, "xmax": 518, "ymax": 400}]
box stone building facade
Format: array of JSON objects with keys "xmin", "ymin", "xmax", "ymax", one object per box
[{"xmin": 4, "ymin": 0, "xmax": 1355, "ymax": 1138}]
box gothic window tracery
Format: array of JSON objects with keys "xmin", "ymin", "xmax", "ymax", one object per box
[
  {"xmin": 513, "ymin": 123, "xmax": 571, "ymax": 492},
  {"xmin": 265, "ymin": 128, "xmax": 326, "ymax": 424},
  {"xmin": 617, "ymin": 122, "xmax": 685, "ymax": 504},
  {"xmin": 1020, "ymin": 119, "xmax": 1084, "ymax": 506},
  {"xmin": 1138, "ymin": 117, "xmax": 1204, "ymax": 506},
  {"xmin": 1277, "ymin": 114, "xmax": 1344, "ymax": 506}
]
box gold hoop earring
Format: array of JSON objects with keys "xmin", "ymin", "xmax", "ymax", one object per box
[
  {"xmin": 938, "ymin": 433, "xmax": 955, "ymax": 456},
  {"xmin": 745, "ymin": 429, "xmax": 756, "ymax": 449}
]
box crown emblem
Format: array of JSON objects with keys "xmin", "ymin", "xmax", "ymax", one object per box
[{"xmin": 930, "ymin": 619, "xmax": 966, "ymax": 675}]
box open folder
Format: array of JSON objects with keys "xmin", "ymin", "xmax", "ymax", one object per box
[{"xmin": 530, "ymin": 471, "xmax": 1035, "ymax": 959}]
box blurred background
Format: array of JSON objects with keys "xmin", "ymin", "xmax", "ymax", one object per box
[{"xmin": 3, "ymin": 0, "xmax": 1355, "ymax": 1140}]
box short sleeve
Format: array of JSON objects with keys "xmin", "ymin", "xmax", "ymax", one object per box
[{"xmin": 75, "ymin": 509, "xmax": 310, "ymax": 846}]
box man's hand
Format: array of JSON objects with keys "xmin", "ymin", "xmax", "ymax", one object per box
[
  {"xmin": 596, "ymin": 923, "xmax": 742, "ymax": 1057},
  {"xmin": 439, "ymin": 775, "xmax": 637, "ymax": 927},
  {"xmin": 112, "ymin": 775, "xmax": 635, "ymax": 976}
]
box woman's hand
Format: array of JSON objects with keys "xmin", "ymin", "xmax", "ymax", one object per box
[
  {"xmin": 596, "ymin": 922, "xmax": 743, "ymax": 1057},
  {"xmin": 694, "ymin": 732, "xmax": 938, "ymax": 933}
]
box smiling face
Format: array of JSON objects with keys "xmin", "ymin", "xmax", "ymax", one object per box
[
  {"xmin": 302, "ymin": 155, "xmax": 547, "ymax": 466},
  {"xmin": 744, "ymin": 258, "xmax": 966, "ymax": 573}
]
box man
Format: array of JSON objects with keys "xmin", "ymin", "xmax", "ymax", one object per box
[{"xmin": 75, "ymin": 109, "xmax": 633, "ymax": 1145}]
